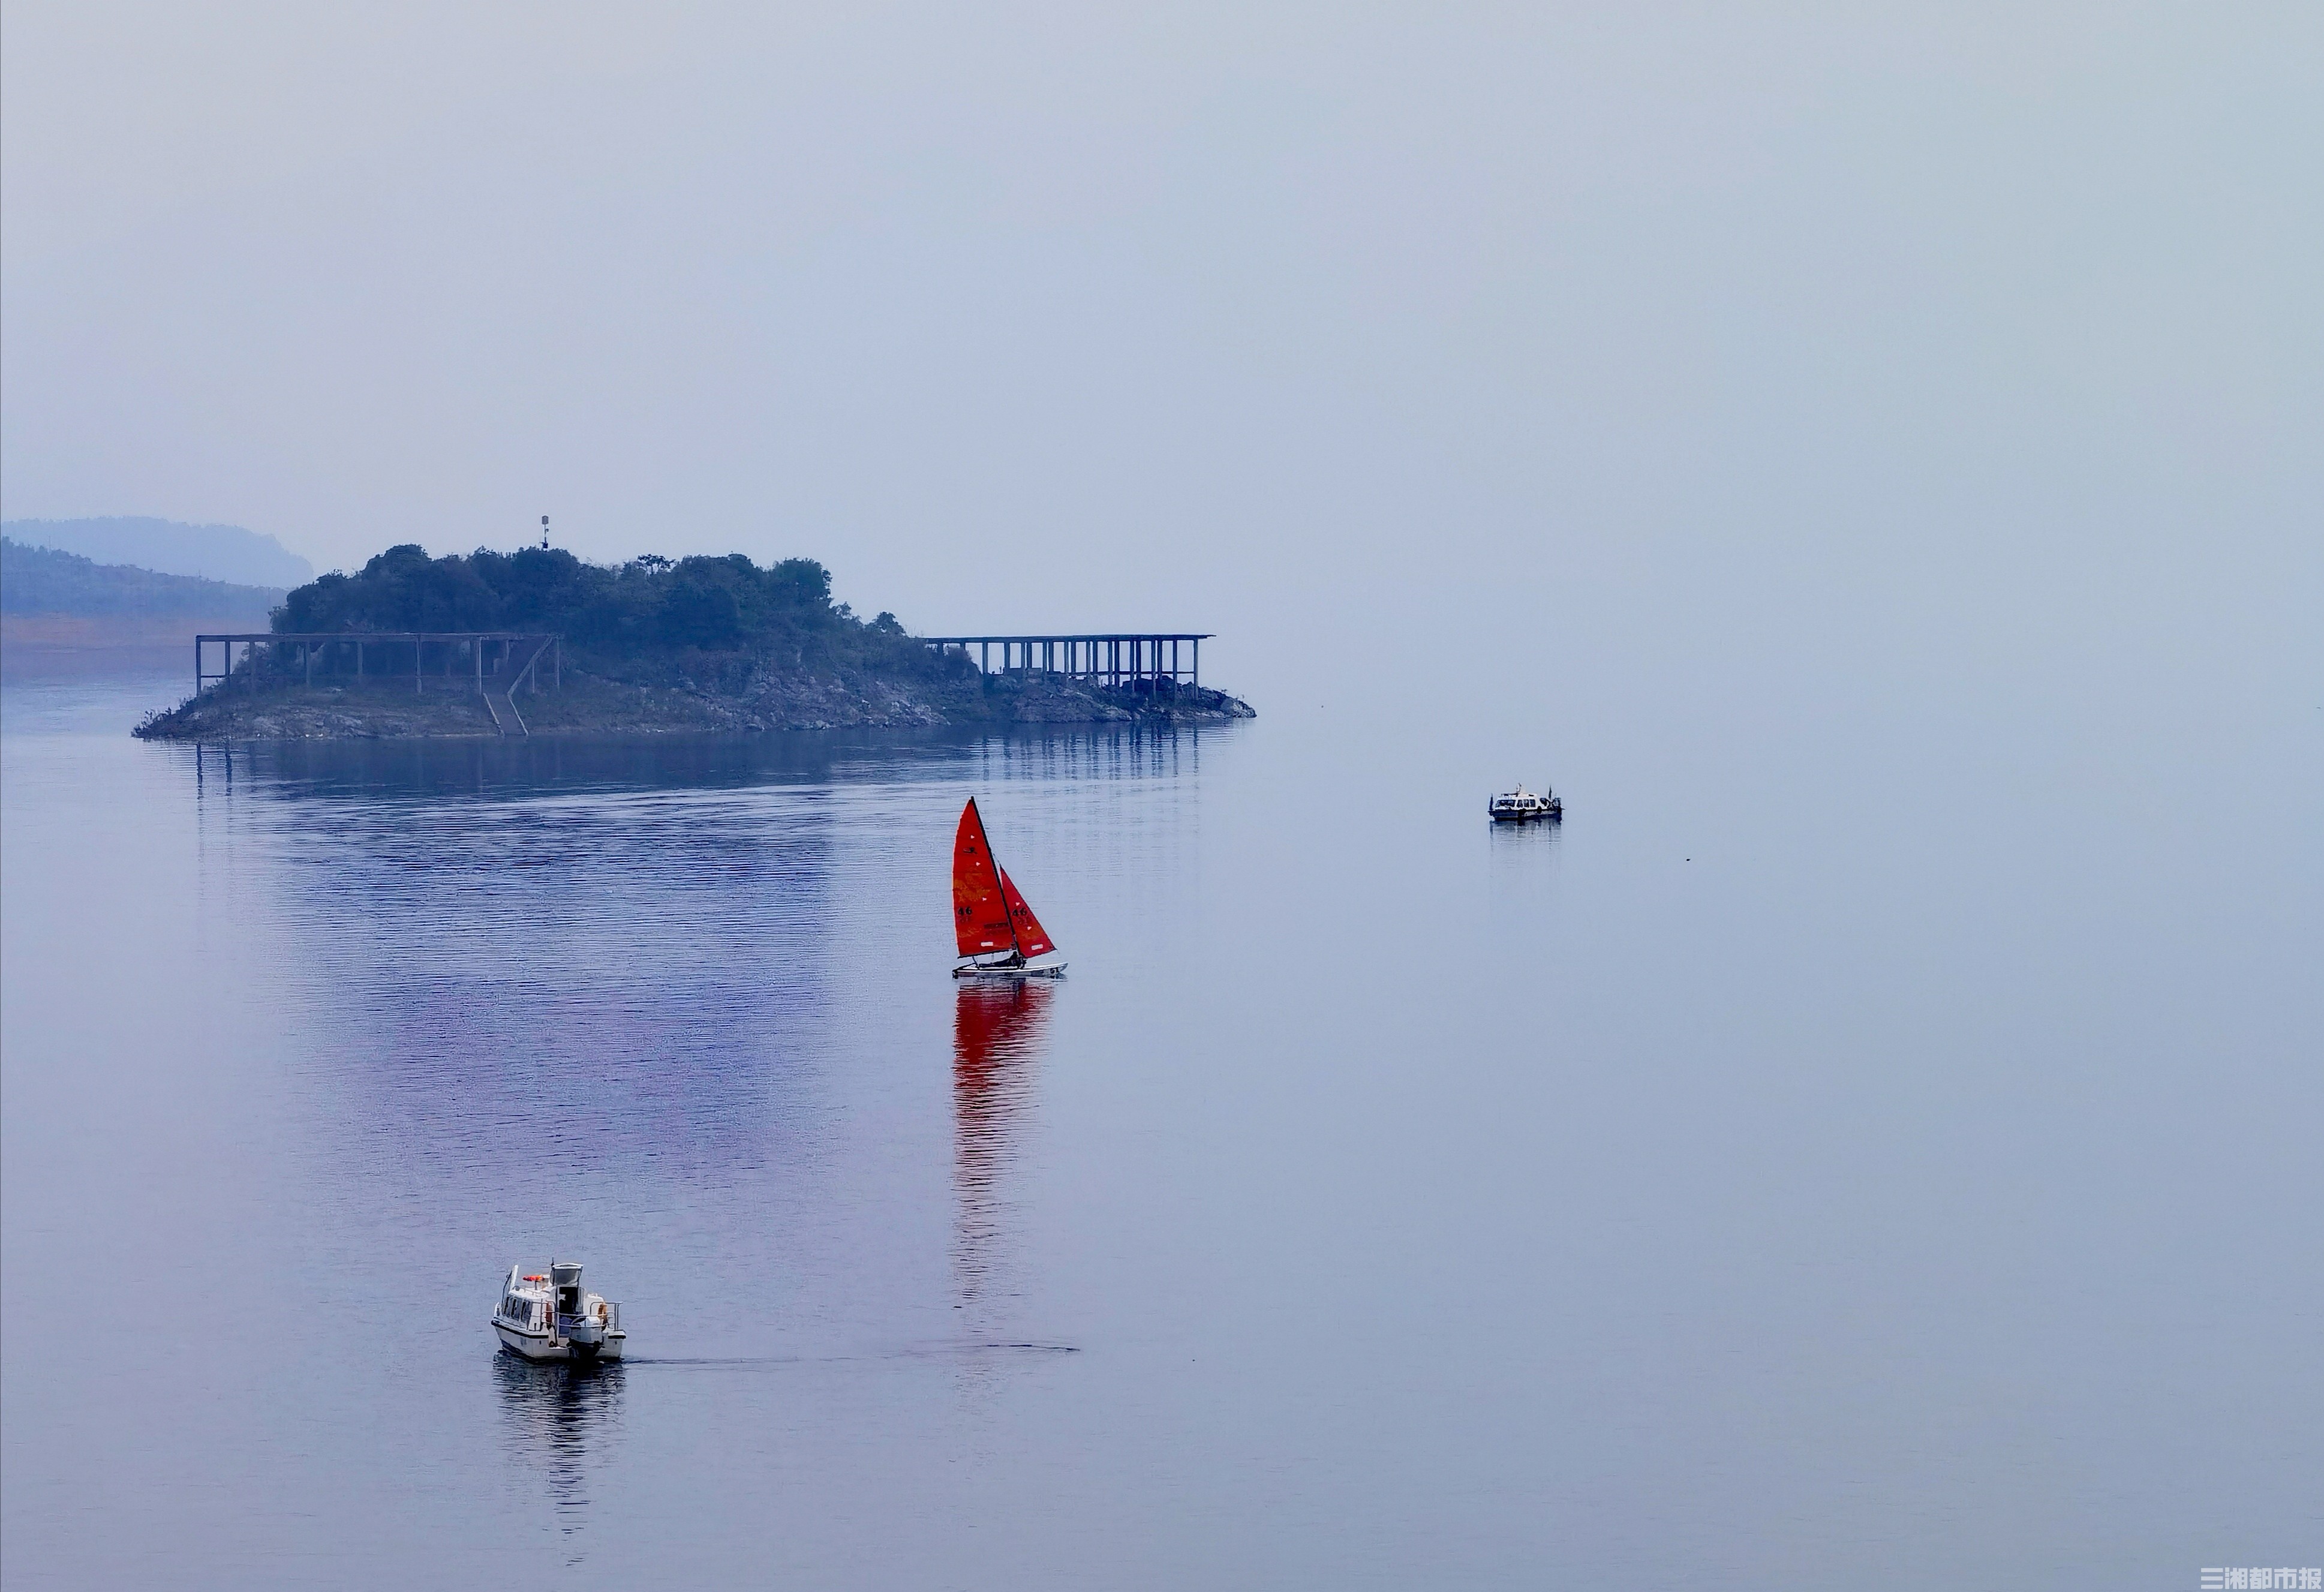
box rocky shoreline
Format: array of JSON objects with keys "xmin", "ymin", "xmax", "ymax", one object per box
[{"xmin": 132, "ymin": 665, "xmax": 1254, "ymax": 741}]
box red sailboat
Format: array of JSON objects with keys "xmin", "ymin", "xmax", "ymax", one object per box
[{"xmin": 951, "ymin": 798, "xmax": 1066, "ymax": 980}]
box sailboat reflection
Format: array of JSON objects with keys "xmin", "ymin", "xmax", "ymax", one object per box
[
  {"xmin": 953, "ymin": 979, "xmax": 1053, "ymax": 1325},
  {"xmin": 494, "ymin": 1356, "xmax": 624, "ymax": 1560}
]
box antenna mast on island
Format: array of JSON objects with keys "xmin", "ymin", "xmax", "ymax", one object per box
[{"xmin": 540, "ymin": 515, "xmax": 550, "ymax": 550}]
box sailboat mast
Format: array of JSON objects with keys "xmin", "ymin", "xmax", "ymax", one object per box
[{"xmin": 969, "ymin": 798, "xmax": 1023, "ymax": 960}]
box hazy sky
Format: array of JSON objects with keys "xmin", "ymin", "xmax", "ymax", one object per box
[{"xmin": 3, "ymin": 3, "xmax": 2316, "ymax": 707}]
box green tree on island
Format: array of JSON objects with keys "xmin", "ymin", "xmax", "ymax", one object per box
[{"xmin": 272, "ymin": 544, "xmax": 958, "ymax": 680}]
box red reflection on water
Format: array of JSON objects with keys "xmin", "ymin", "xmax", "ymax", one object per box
[{"xmin": 952, "ymin": 980, "xmax": 1053, "ymax": 1316}]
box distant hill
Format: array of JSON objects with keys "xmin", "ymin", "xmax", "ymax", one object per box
[
  {"xmin": 1, "ymin": 516, "xmax": 312, "ymax": 588},
  {"xmin": 1, "ymin": 538, "xmax": 284, "ymax": 620}
]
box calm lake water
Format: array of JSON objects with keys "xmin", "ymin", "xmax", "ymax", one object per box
[{"xmin": 2, "ymin": 652, "xmax": 2317, "ymax": 1588}]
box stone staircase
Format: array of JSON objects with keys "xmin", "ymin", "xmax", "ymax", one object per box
[{"xmin": 483, "ymin": 636, "xmax": 556, "ymax": 735}]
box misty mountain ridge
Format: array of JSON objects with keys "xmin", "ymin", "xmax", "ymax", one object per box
[
  {"xmin": 1, "ymin": 537, "xmax": 284, "ymax": 620},
  {"xmin": 1, "ymin": 516, "xmax": 311, "ymax": 588}
]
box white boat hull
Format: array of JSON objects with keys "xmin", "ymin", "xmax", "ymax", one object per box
[
  {"xmin": 954, "ymin": 962, "xmax": 1066, "ymax": 980},
  {"xmin": 494, "ymin": 1320, "xmax": 626, "ymax": 1362}
]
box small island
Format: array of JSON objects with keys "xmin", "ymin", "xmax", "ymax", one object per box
[{"xmin": 132, "ymin": 544, "xmax": 1253, "ymax": 741}]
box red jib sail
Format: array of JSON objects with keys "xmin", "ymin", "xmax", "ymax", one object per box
[
  {"xmin": 953, "ymin": 799, "xmax": 1017, "ymax": 956},
  {"xmin": 998, "ymin": 867, "xmax": 1055, "ymax": 959}
]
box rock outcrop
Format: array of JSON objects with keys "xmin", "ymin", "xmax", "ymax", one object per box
[{"xmin": 133, "ymin": 666, "xmax": 1254, "ymax": 741}]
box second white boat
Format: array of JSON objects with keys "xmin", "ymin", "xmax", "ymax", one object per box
[{"xmin": 1488, "ymin": 783, "xmax": 1562, "ymax": 822}]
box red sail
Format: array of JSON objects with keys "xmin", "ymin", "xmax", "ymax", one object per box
[
  {"xmin": 952, "ymin": 799, "xmax": 1017, "ymax": 957},
  {"xmin": 998, "ymin": 867, "xmax": 1055, "ymax": 959}
]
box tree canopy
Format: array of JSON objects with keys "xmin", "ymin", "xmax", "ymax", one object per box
[{"xmin": 272, "ymin": 545, "xmax": 943, "ymax": 677}]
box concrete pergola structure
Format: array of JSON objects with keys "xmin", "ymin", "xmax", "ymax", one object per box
[
  {"xmin": 194, "ymin": 633, "xmax": 561, "ymax": 696},
  {"xmin": 920, "ymin": 633, "xmax": 1212, "ymax": 689}
]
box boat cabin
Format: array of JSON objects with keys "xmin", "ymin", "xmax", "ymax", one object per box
[{"xmin": 496, "ymin": 1275, "xmax": 552, "ymax": 1335}]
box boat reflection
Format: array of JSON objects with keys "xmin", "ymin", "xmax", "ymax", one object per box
[
  {"xmin": 953, "ymin": 980, "xmax": 1053, "ymax": 1328},
  {"xmin": 494, "ymin": 1356, "xmax": 624, "ymax": 1561},
  {"xmin": 1487, "ymin": 810, "xmax": 1565, "ymax": 852}
]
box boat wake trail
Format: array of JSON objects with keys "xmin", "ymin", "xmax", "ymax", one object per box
[
  {"xmin": 910, "ymin": 1341, "xmax": 1079, "ymax": 1356},
  {"xmin": 621, "ymin": 1342, "xmax": 1078, "ymax": 1369}
]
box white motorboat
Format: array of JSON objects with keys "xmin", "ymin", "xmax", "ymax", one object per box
[
  {"xmin": 492, "ymin": 1261, "xmax": 626, "ymax": 1362},
  {"xmin": 1487, "ymin": 784, "xmax": 1563, "ymax": 822}
]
